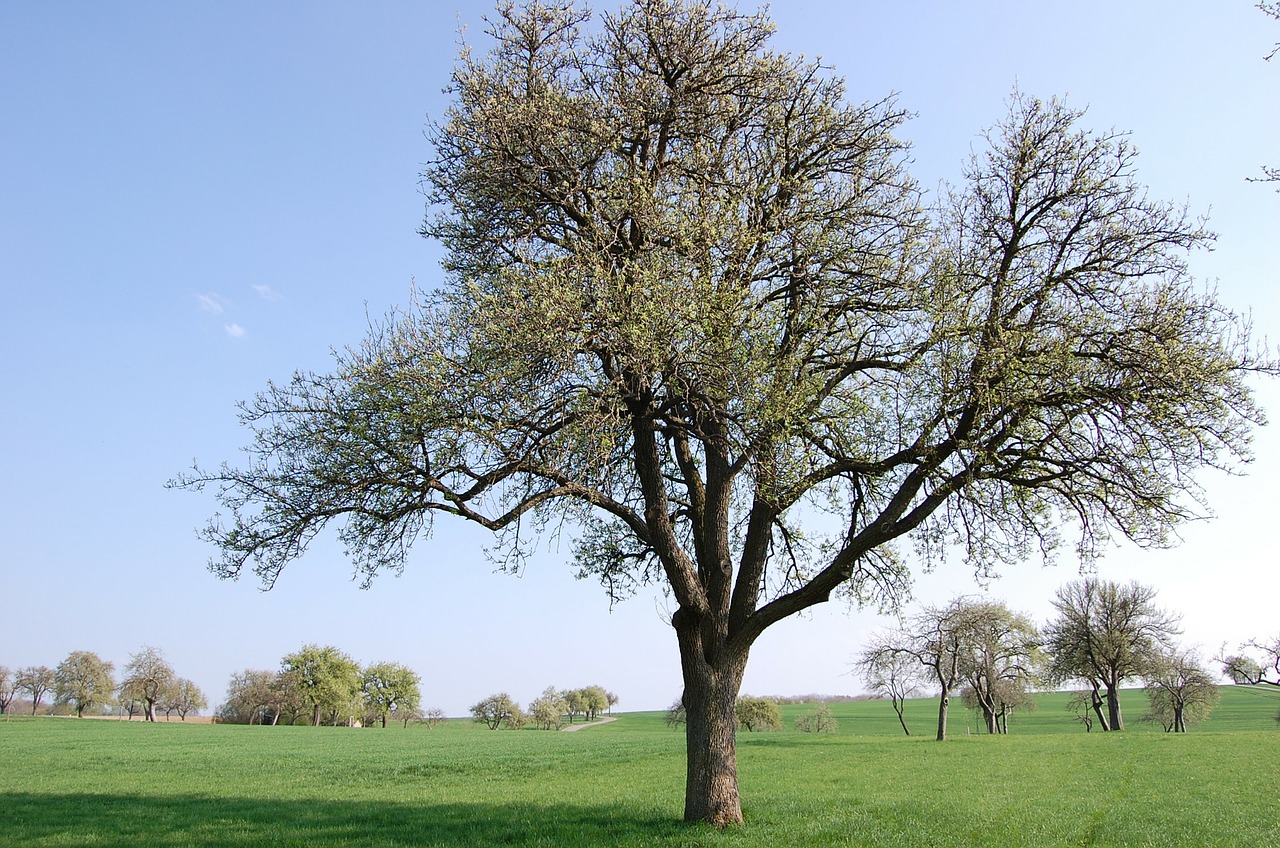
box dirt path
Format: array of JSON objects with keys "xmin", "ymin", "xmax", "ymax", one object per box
[{"xmin": 560, "ymin": 716, "xmax": 618, "ymax": 732}]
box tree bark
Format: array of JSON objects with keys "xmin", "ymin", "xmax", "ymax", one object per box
[
  {"xmin": 935, "ymin": 689, "xmax": 950, "ymax": 741},
  {"xmin": 675, "ymin": 612, "xmax": 749, "ymax": 827},
  {"xmin": 1105, "ymin": 683, "xmax": 1124, "ymax": 731}
]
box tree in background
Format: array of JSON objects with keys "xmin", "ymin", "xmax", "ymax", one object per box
[
  {"xmin": 795, "ymin": 704, "xmax": 837, "ymax": 733},
  {"xmin": 15, "ymin": 666, "xmax": 55, "ymax": 715},
  {"xmin": 1045, "ymin": 580, "xmax": 1180, "ymax": 731},
  {"xmin": 857, "ymin": 634, "xmax": 923, "ymax": 736},
  {"xmin": 1219, "ymin": 635, "xmax": 1280, "ymax": 687},
  {"xmin": 734, "ymin": 696, "xmax": 782, "ymax": 732},
  {"xmin": 119, "ymin": 646, "xmax": 177, "ymax": 722},
  {"xmin": 471, "ymin": 693, "xmax": 524, "ymax": 731},
  {"xmin": 54, "ymin": 650, "xmax": 115, "ymax": 718},
  {"xmin": 175, "ymin": 0, "xmax": 1273, "ymax": 826},
  {"xmin": 165, "ymin": 678, "xmax": 208, "ymax": 721},
  {"xmin": 421, "ymin": 707, "xmax": 448, "ymax": 729},
  {"xmin": 529, "ymin": 686, "xmax": 570, "ymax": 730},
  {"xmin": 1142, "ymin": 647, "xmax": 1219, "ymax": 732},
  {"xmin": 219, "ymin": 669, "xmax": 279, "ymax": 724},
  {"xmin": 0, "ymin": 667, "xmax": 15, "ymax": 714},
  {"xmin": 282, "ymin": 645, "xmax": 362, "ymax": 727},
  {"xmin": 362, "ymin": 662, "xmax": 422, "ymax": 728},
  {"xmin": 955, "ymin": 602, "xmax": 1042, "ymax": 734}
]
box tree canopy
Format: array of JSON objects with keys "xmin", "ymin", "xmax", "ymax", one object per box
[{"xmin": 175, "ymin": 0, "xmax": 1273, "ymax": 826}]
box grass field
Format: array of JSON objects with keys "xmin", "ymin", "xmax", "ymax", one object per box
[{"xmin": 1, "ymin": 686, "xmax": 1276, "ymax": 847}]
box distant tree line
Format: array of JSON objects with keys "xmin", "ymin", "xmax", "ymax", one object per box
[
  {"xmin": 217, "ymin": 645, "xmax": 428, "ymax": 727},
  {"xmin": 472, "ymin": 685, "xmax": 620, "ymax": 731},
  {"xmin": 857, "ymin": 578, "xmax": 1277, "ymax": 738},
  {"xmin": 0, "ymin": 647, "xmax": 206, "ymax": 721}
]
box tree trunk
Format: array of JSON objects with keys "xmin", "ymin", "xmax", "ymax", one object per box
[
  {"xmin": 1105, "ymin": 683, "xmax": 1124, "ymax": 731},
  {"xmin": 935, "ymin": 689, "xmax": 950, "ymax": 741},
  {"xmin": 893, "ymin": 700, "xmax": 911, "ymax": 736},
  {"xmin": 1089, "ymin": 683, "xmax": 1111, "ymax": 731},
  {"xmin": 675, "ymin": 613, "xmax": 749, "ymax": 827}
]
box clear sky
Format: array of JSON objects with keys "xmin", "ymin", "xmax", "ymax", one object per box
[{"xmin": 2, "ymin": 2, "xmax": 1277, "ymax": 718}]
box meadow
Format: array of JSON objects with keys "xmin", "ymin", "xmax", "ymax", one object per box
[{"xmin": 1, "ymin": 687, "xmax": 1276, "ymax": 847}]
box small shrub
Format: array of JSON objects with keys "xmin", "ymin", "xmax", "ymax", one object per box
[{"xmin": 796, "ymin": 704, "xmax": 838, "ymax": 733}]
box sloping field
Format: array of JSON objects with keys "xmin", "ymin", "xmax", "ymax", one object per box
[{"xmin": 1, "ymin": 686, "xmax": 1276, "ymax": 847}]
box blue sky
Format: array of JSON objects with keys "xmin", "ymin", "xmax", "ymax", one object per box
[{"xmin": 2, "ymin": 1, "xmax": 1277, "ymax": 717}]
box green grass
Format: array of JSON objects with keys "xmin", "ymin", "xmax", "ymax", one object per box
[{"xmin": 1, "ymin": 686, "xmax": 1276, "ymax": 847}]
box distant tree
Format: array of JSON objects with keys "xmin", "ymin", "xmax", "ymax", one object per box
[
  {"xmin": 118, "ymin": 692, "xmax": 143, "ymax": 719},
  {"xmin": 734, "ymin": 696, "xmax": 782, "ymax": 732},
  {"xmin": 54, "ymin": 650, "xmax": 115, "ymax": 718},
  {"xmin": 1219, "ymin": 635, "xmax": 1280, "ymax": 687},
  {"xmin": 362, "ymin": 662, "xmax": 422, "ymax": 728},
  {"xmin": 1045, "ymin": 580, "xmax": 1180, "ymax": 731},
  {"xmin": 1065, "ymin": 689, "xmax": 1097, "ymax": 732},
  {"xmin": 1142, "ymin": 648, "xmax": 1219, "ymax": 732},
  {"xmin": 562, "ymin": 688, "xmax": 587, "ymax": 724},
  {"xmin": 470, "ymin": 693, "xmax": 523, "ymax": 731},
  {"xmin": 578, "ymin": 685, "xmax": 610, "ymax": 722},
  {"xmin": 955, "ymin": 603, "xmax": 1042, "ymax": 734},
  {"xmin": 529, "ymin": 686, "xmax": 569, "ymax": 730},
  {"xmin": 606, "ymin": 691, "xmax": 620, "ymax": 714},
  {"xmin": 219, "ymin": 669, "xmax": 279, "ymax": 725},
  {"xmin": 15, "ymin": 666, "xmax": 55, "ymax": 715},
  {"xmin": 795, "ymin": 704, "xmax": 837, "ymax": 733},
  {"xmin": 907, "ymin": 600, "xmax": 979, "ymax": 741},
  {"xmin": 120, "ymin": 646, "xmax": 177, "ymax": 722},
  {"xmin": 857, "ymin": 633, "xmax": 923, "ymax": 736},
  {"xmin": 422, "ymin": 707, "xmax": 448, "ymax": 729},
  {"xmin": 165, "ymin": 678, "xmax": 208, "ymax": 721},
  {"xmin": 0, "ymin": 667, "xmax": 14, "ymax": 714},
  {"xmin": 281, "ymin": 645, "xmax": 362, "ymax": 727}
]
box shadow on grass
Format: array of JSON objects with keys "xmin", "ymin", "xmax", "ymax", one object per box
[{"xmin": 0, "ymin": 793, "xmax": 691, "ymax": 847}]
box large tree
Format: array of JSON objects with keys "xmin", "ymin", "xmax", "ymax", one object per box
[
  {"xmin": 174, "ymin": 0, "xmax": 1272, "ymax": 826},
  {"xmin": 1044, "ymin": 579, "xmax": 1180, "ymax": 731},
  {"xmin": 281, "ymin": 645, "xmax": 362, "ymax": 727},
  {"xmin": 955, "ymin": 602, "xmax": 1042, "ymax": 735},
  {"xmin": 1142, "ymin": 647, "xmax": 1219, "ymax": 732},
  {"xmin": 54, "ymin": 650, "xmax": 115, "ymax": 718},
  {"xmin": 119, "ymin": 646, "xmax": 177, "ymax": 723},
  {"xmin": 361, "ymin": 661, "xmax": 422, "ymax": 728}
]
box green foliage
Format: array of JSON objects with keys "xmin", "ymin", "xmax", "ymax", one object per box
[
  {"xmin": 530, "ymin": 687, "xmax": 569, "ymax": 730},
  {"xmin": 734, "ymin": 696, "xmax": 782, "ymax": 732},
  {"xmin": 281, "ymin": 645, "xmax": 363, "ymax": 727},
  {"xmin": 361, "ymin": 662, "xmax": 422, "ymax": 728},
  {"xmin": 53, "ymin": 650, "xmax": 115, "ymax": 718},
  {"xmin": 471, "ymin": 692, "xmax": 525, "ymax": 731}
]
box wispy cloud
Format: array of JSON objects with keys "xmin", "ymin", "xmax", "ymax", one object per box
[
  {"xmin": 195, "ymin": 292, "xmax": 228, "ymax": 314},
  {"xmin": 224, "ymin": 323, "xmax": 247, "ymax": 338},
  {"xmin": 253, "ymin": 284, "xmax": 283, "ymax": 302}
]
